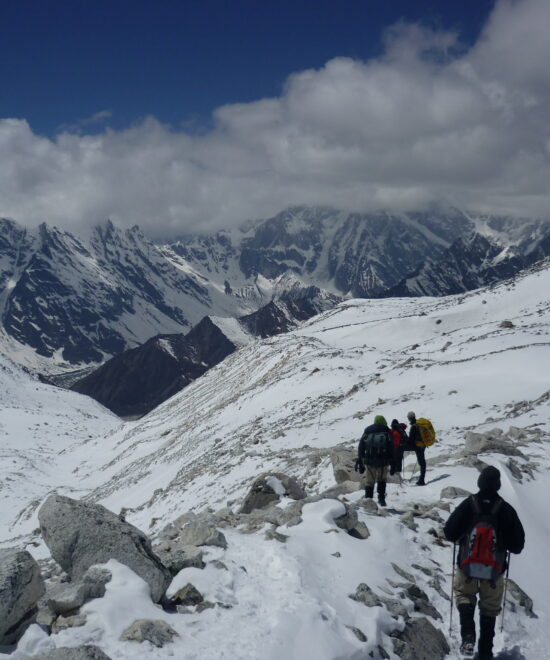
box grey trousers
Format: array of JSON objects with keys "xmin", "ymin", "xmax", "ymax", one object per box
[
  {"xmin": 363, "ymin": 465, "xmax": 389, "ymax": 488},
  {"xmin": 454, "ymin": 568, "xmax": 505, "ymax": 617}
]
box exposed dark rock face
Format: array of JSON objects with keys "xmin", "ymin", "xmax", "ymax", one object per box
[
  {"xmin": 71, "ymin": 317, "xmax": 236, "ymax": 417},
  {"xmin": 71, "ymin": 288, "xmax": 338, "ymax": 417},
  {"xmin": 387, "ymin": 222, "xmax": 550, "ymax": 297}
]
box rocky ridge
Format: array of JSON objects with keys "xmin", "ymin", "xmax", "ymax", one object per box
[{"xmin": 1, "ymin": 209, "xmax": 548, "ymax": 374}]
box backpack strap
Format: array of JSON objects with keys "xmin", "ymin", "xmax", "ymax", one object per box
[
  {"xmin": 490, "ymin": 498, "xmax": 503, "ymax": 516},
  {"xmin": 470, "ymin": 494, "xmax": 481, "ymax": 515}
]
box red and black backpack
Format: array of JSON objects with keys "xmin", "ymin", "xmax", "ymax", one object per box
[{"xmin": 458, "ymin": 495, "xmax": 506, "ymax": 582}]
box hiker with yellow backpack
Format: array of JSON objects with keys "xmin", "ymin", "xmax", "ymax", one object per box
[{"xmin": 406, "ymin": 411, "xmax": 436, "ymax": 486}]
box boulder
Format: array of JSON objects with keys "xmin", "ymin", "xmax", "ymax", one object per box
[
  {"xmin": 440, "ymin": 486, "xmax": 471, "ymax": 500},
  {"xmin": 405, "ymin": 584, "xmax": 442, "ymax": 620},
  {"xmin": 155, "ymin": 546, "xmax": 205, "ymax": 575},
  {"xmin": 51, "ymin": 614, "xmax": 87, "ymax": 634},
  {"xmin": 464, "ymin": 431, "xmax": 523, "ymax": 457},
  {"xmin": 240, "ymin": 473, "xmax": 306, "ymax": 514},
  {"xmin": 119, "ymin": 619, "xmax": 178, "ymax": 647},
  {"xmin": 507, "ymin": 579, "xmax": 537, "ymax": 618},
  {"xmin": 331, "ymin": 448, "xmax": 362, "ymax": 484},
  {"xmin": 169, "ymin": 583, "xmax": 203, "ymax": 606},
  {"xmin": 350, "ymin": 583, "xmax": 382, "ymax": 608},
  {"xmin": 35, "ymin": 647, "xmax": 112, "ymax": 660},
  {"xmin": 47, "ymin": 566, "xmax": 112, "ymax": 615},
  {"xmin": 38, "ymin": 494, "xmax": 171, "ymax": 602},
  {"xmin": 334, "ymin": 504, "xmax": 359, "ymax": 531},
  {"xmin": 392, "ymin": 616, "xmax": 450, "ymax": 660},
  {"xmin": 175, "ymin": 520, "xmax": 227, "ymax": 549},
  {"xmin": 0, "ymin": 547, "xmax": 45, "ymax": 645}
]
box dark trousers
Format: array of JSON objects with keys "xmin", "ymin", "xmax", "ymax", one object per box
[{"xmin": 415, "ymin": 446, "xmax": 426, "ymax": 478}]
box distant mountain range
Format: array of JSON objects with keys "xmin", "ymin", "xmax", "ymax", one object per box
[{"xmin": 1, "ymin": 207, "xmax": 549, "ymax": 381}]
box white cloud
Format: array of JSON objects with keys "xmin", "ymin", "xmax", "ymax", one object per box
[{"xmin": 1, "ymin": 0, "xmax": 549, "ymax": 237}]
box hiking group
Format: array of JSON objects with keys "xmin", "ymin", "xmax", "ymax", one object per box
[
  {"xmin": 354, "ymin": 411, "xmax": 434, "ymax": 506},
  {"xmin": 355, "ymin": 415, "xmax": 526, "ymax": 660}
]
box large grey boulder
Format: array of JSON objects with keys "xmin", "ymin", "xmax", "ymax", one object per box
[
  {"xmin": 38, "ymin": 494, "xmax": 171, "ymax": 602},
  {"xmin": 34, "ymin": 647, "xmax": 112, "ymax": 659},
  {"xmin": 463, "ymin": 431, "xmax": 523, "ymax": 457},
  {"xmin": 392, "ymin": 617, "xmax": 450, "ymax": 660},
  {"xmin": 440, "ymin": 486, "xmax": 471, "ymax": 500},
  {"xmin": 240, "ymin": 473, "xmax": 306, "ymax": 514},
  {"xmin": 331, "ymin": 448, "xmax": 362, "ymax": 484},
  {"xmin": 0, "ymin": 547, "xmax": 45, "ymax": 645},
  {"xmin": 175, "ymin": 520, "xmax": 227, "ymax": 549},
  {"xmin": 154, "ymin": 545, "xmax": 205, "ymax": 576}
]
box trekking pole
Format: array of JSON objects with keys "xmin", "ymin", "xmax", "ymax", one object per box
[
  {"xmin": 500, "ymin": 552, "xmax": 511, "ymax": 632},
  {"xmin": 449, "ymin": 543, "xmax": 456, "ymax": 634}
]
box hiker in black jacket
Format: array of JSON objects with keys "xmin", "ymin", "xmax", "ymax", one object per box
[
  {"xmin": 444, "ymin": 466, "xmax": 525, "ymax": 660},
  {"xmin": 354, "ymin": 414, "xmax": 393, "ymax": 506},
  {"xmin": 407, "ymin": 411, "xmax": 428, "ymax": 485}
]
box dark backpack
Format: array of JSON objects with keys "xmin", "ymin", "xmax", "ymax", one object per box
[
  {"xmin": 363, "ymin": 430, "xmax": 390, "ymax": 459},
  {"xmin": 458, "ymin": 496, "xmax": 506, "ymax": 582}
]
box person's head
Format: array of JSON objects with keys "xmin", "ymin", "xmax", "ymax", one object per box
[
  {"xmin": 407, "ymin": 411, "xmax": 416, "ymax": 423},
  {"xmin": 391, "ymin": 418, "xmax": 400, "ymax": 429},
  {"xmin": 374, "ymin": 414, "xmax": 388, "ymax": 427},
  {"xmin": 477, "ymin": 466, "xmax": 501, "ymax": 493}
]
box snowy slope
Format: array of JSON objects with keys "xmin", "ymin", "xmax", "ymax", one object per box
[
  {"xmin": 3, "ymin": 259, "xmax": 550, "ymax": 659},
  {"xmin": 0, "ymin": 354, "xmax": 121, "ymax": 545}
]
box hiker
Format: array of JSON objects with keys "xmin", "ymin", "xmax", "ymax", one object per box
[
  {"xmin": 406, "ymin": 411, "xmax": 430, "ymax": 485},
  {"xmin": 444, "ymin": 466, "xmax": 525, "ymax": 659},
  {"xmin": 354, "ymin": 414, "xmax": 394, "ymax": 506},
  {"xmin": 390, "ymin": 418, "xmax": 407, "ymax": 476}
]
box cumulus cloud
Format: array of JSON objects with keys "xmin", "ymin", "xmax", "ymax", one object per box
[
  {"xmin": 1, "ymin": 0, "xmax": 549, "ymax": 237},
  {"xmin": 57, "ymin": 109, "xmax": 113, "ymax": 134}
]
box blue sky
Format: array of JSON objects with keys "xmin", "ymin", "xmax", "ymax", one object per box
[
  {"xmin": 2, "ymin": 0, "xmax": 495, "ymax": 136},
  {"xmin": 0, "ymin": 0, "xmax": 549, "ymax": 236}
]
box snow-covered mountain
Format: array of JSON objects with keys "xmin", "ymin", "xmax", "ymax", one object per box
[
  {"xmin": 2, "ymin": 258, "xmax": 549, "ymax": 659},
  {"xmin": 388, "ymin": 216, "xmax": 550, "ymax": 297},
  {"xmin": 3, "ymin": 207, "xmax": 547, "ymax": 375},
  {"xmin": 70, "ymin": 286, "xmax": 339, "ymax": 417}
]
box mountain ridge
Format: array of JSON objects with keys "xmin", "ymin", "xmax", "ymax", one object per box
[{"xmin": 1, "ymin": 208, "xmax": 549, "ymax": 375}]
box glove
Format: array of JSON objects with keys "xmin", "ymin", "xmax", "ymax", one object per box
[{"xmin": 354, "ymin": 458, "xmax": 365, "ymax": 474}]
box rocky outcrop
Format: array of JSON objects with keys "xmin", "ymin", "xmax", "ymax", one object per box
[
  {"xmin": 172, "ymin": 520, "xmax": 228, "ymax": 550},
  {"xmin": 0, "ymin": 547, "xmax": 45, "ymax": 645},
  {"xmin": 45, "ymin": 566, "xmax": 112, "ymax": 615},
  {"xmin": 240, "ymin": 473, "xmax": 306, "ymax": 514},
  {"xmin": 440, "ymin": 486, "xmax": 471, "ymax": 499},
  {"xmin": 392, "ymin": 616, "xmax": 450, "ymax": 660},
  {"xmin": 330, "ymin": 448, "xmax": 362, "ymax": 485},
  {"xmin": 119, "ymin": 619, "xmax": 178, "ymax": 647},
  {"xmin": 38, "ymin": 494, "xmax": 171, "ymax": 602}
]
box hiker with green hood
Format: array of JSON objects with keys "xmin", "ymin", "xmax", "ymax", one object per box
[{"xmin": 354, "ymin": 415, "xmax": 394, "ymax": 506}]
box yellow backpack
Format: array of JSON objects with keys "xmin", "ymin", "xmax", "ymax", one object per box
[{"xmin": 416, "ymin": 418, "xmax": 436, "ymax": 446}]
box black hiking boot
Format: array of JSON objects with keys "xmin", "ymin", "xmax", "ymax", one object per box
[
  {"xmin": 415, "ymin": 476, "xmax": 426, "ymax": 486},
  {"xmin": 459, "ymin": 639, "xmax": 475, "ymax": 657},
  {"xmin": 364, "ymin": 486, "xmax": 374, "ymax": 499},
  {"xmin": 458, "ymin": 603, "xmax": 476, "ymax": 657},
  {"xmin": 478, "ymin": 614, "xmax": 496, "ymax": 660},
  {"xmin": 377, "ymin": 482, "xmax": 387, "ymax": 506}
]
